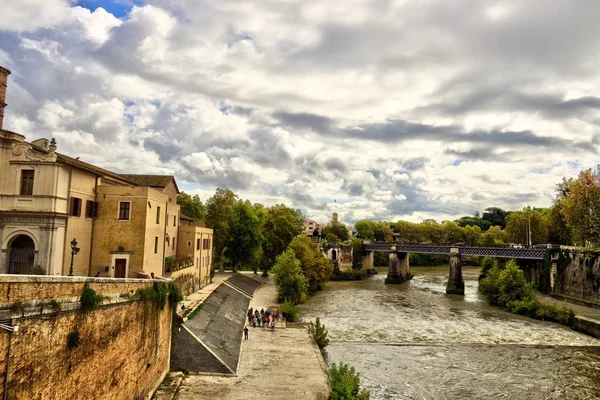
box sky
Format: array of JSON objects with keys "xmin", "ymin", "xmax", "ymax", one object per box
[{"xmin": 1, "ymin": 1, "xmax": 599, "ymax": 225}]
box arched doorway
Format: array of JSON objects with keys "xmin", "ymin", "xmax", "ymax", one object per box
[
  {"xmin": 331, "ymin": 249, "xmax": 337, "ymax": 260},
  {"xmin": 8, "ymin": 235, "xmax": 36, "ymax": 274}
]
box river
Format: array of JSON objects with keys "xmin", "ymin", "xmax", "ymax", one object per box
[{"xmin": 299, "ymin": 266, "xmax": 600, "ymax": 400}]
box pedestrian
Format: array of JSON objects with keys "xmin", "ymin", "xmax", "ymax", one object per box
[
  {"xmin": 260, "ymin": 308, "xmax": 265, "ymax": 317},
  {"xmin": 150, "ymin": 272, "xmax": 155, "ymax": 279},
  {"xmin": 252, "ymin": 316, "xmax": 258, "ymax": 328},
  {"xmin": 247, "ymin": 308, "xmax": 253, "ymax": 323},
  {"xmin": 94, "ymin": 272, "xmax": 100, "ymax": 278},
  {"xmin": 281, "ymin": 311, "xmax": 286, "ymax": 322},
  {"xmin": 271, "ymin": 318, "xmax": 276, "ymax": 331},
  {"xmin": 244, "ymin": 326, "xmax": 249, "ymax": 341}
]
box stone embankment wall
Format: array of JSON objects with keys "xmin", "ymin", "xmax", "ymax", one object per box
[
  {"xmin": 170, "ymin": 273, "xmax": 261, "ymax": 374},
  {"xmin": 554, "ymin": 253, "xmax": 600, "ymax": 304},
  {"xmin": 0, "ymin": 276, "xmax": 173, "ymax": 400}
]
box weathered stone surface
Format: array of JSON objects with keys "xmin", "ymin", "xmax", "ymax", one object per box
[
  {"xmin": 225, "ymin": 273, "xmax": 261, "ymax": 296},
  {"xmin": 446, "ymin": 250, "xmax": 465, "ymax": 295},
  {"xmin": 0, "ymin": 296, "xmax": 172, "ymax": 399},
  {"xmin": 557, "ymin": 253, "xmax": 600, "ymax": 303}
]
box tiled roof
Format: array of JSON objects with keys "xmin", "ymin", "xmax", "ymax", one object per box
[{"xmin": 119, "ymin": 174, "xmax": 179, "ymax": 192}]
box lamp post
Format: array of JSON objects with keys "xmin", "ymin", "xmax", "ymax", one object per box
[{"xmin": 68, "ymin": 238, "xmax": 80, "ymax": 276}]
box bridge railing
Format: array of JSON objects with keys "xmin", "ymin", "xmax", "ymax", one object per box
[{"xmin": 361, "ymin": 243, "xmax": 546, "ymax": 260}]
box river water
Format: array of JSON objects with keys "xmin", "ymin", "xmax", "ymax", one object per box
[{"xmin": 299, "ymin": 267, "xmax": 600, "ymax": 400}]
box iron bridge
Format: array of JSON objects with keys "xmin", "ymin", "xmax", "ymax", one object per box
[{"xmin": 362, "ymin": 243, "xmax": 546, "ymax": 260}]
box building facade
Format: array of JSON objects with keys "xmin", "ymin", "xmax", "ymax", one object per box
[{"xmin": 0, "ymin": 66, "xmax": 213, "ymax": 279}]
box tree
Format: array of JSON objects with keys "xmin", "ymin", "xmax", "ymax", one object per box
[
  {"xmin": 463, "ymin": 225, "xmax": 482, "ymax": 246},
  {"xmin": 309, "ymin": 317, "xmax": 329, "ymax": 349},
  {"xmin": 177, "ymin": 192, "xmax": 205, "ymax": 222},
  {"xmin": 205, "ymin": 189, "xmax": 238, "ymax": 270},
  {"xmin": 482, "ymin": 207, "xmax": 507, "ymax": 228},
  {"xmin": 504, "ymin": 207, "xmax": 549, "ymax": 245},
  {"xmin": 272, "ymin": 249, "xmax": 307, "ymax": 304},
  {"xmin": 225, "ymin": 201, "xmax": 262, "ymax": 272},
  {"xmin": 441, "ymin": 221, "xmax": 465, "ymax": 244},
  {"xmin": 559, "ymin": 168, "xmax": 600, "ymax": 246},
  {"xmin": 394, "ymin": 220, "xmax": 420, "ymax": 244},
  {"xmin": 323, "ymin": 221, "xmax": 350, "ymax": 242},
  {"xmin": 288, "ymin": 235, "xmax": 333, "ymax": 294},
  {"xmin": 477, "ymin": 226, "xmax": 507, "ymax": 246},
  {"xmin": 353, "ymin": 220, "xmax": 375, "ymax": 241},
  {"xmin": 261, "ymin": 205, "xmax": 304, "ymax": 273}
]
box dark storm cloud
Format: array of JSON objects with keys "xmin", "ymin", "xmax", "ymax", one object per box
[
  {"xmin": 285, "ymin": 189, "xmax": 327, "ymax": 210},
  {"xmin": 444, "ymin": 148, "xmax": 508, "ymax": 162}
]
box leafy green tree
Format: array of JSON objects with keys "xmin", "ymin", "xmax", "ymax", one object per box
[
  {"xmin": 353, "ymin": 220, "xmax": 375, "ymax": 241},
  {"xmin": 261, "ymin": 205, "xmax": 304, "ymax": 272},
  {"xmin": 328, "ymin": 362, "xmax": 370, "ymax": 400},
  {"xmin": 477, "ymin": 226, "xmax": 507, "ymax": 246},
  {"xmin": 456, "ymin": 216, "xmax": 492, "ymax": 231},
  {"xmin": 504, "ymin": 207, "xmax": 549, "ymax": 245},
  {"xmin": 272, "ymin": 249, "xmax": 307, "ymax": 304},
  {"xmin": 478, "ymin": 256, "xmax": 498, "ymax": 281},
  {"xmin": 324, "ymin": 232, "xmax": 341, "ymax": 245},
  {"xmin": 463, "ymin": 225, "xmax": 482, "ymax": 246},
  {"xmin": 441, "ymin": 221, "xmax": 465, "ymax": 244},
  {"xmin": 559, "ymin": 168, "xmax": 600, "ymax": 246},
  {"xmin": 289, "ymin": 235, "xmax": 333, "ymax": 294},
  {"xmin": 225, "ymin": 201, "xmax": 262, "ymax": 272},
  {"xmin": 394, "ymin": 220, "xmax": 420, "ymax": 244},
  {"xmin": 547, "ymin": 202, "xmax": 571, "ymax": 245},
  {"xmin": 205, "ymin": 188, "xmax": 238, "ymax": 270},
  {"xmin": 323, "ymin": 221, "xmax": 350, "ymax": 242},
  {"xmin": 482, "ymin": 207, "xmax": 508, "ymax": 228},
  {"xmin": 177, "ymin": 192, "xmax": 205, "ymax": 222}
]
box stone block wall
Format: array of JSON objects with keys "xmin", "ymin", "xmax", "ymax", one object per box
[
  {"xmin": 0, "ymin": 276, "xmax": 173, "ymax": 400},
  {"xmin": 556, "ymin": 253, "xmax": 600, "ymax": 304}
]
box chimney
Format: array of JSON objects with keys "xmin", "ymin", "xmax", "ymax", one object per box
[{"xmin": 0, "ymin": 66, "xmax": 11, "ymax": 129}]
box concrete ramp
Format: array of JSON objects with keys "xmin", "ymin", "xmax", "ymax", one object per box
[
  {"xmin": 225, "ymin": 273, "xmax": 262, "ymax": 296},
  {"xmin": 170, "ymin": 274, "xmax": 260, "ymax": 375}
]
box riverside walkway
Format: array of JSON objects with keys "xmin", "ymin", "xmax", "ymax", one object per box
[{"xmin": 154, "ymin": 274, "xmax": 329, "ymax": 400}]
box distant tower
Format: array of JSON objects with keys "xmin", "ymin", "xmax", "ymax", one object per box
[
  {"xmin": 332, "ymin": 212, "xmax": 338, "ymax": 223},
  {"xmin": 0, "ymin": 66, "xmax": 11, "ymax": 129}
]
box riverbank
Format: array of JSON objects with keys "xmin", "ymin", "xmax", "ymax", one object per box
[{"xmin": 157, "ymin": 276, "xmax": 329, "ymax": 399}]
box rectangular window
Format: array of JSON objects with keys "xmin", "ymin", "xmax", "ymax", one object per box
[
  {"xmin": 154, "ymin": 236, "xmax": 159, "ymax": 254},
  {"xmin": 173, "ymin": 215, "xmax": 176, "ymax": 227},
  {"xmin": 173, "ymin": 237, "xmax": 176, "ymax": 250},
  {"xmin": 187, "ymin": 241, "xmax": 192, "ymax": 247},
  {"xmin": 196, "ymin": 238, "xmax": 200, "ymax": 250},
  {"xmin": 156, "ymin": 206, "xmax": 161, "ymax": 224},
  {"xmin": 85, "ymin": 200, "xmax": 99, "ymax": 219},
  {"xmin": 20, "ymin": 170, "xmax": 34, "ymax": 195},
  {"xmin": 118, "ymin": 202, "xmax": 131, "ymax": 220},
  {"xmin": 69, "ymin": 197, "xmax": 82, "ymax": 217}
]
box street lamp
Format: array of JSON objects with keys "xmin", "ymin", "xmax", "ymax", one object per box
[{"xmin": 68, "ymin": 238, "xmax": 80, "ymax": 276}]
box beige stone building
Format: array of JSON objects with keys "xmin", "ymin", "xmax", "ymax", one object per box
[
  {"xmin": 177, "ymin": 215, "xmax": 214, "ymax": 287},
  {"xmin": 0, "ymin": 66, "xmax": 213, "ymax": 281},
  {"xmin": 303, "ymin": 218, "xmax": 319, "ymax": 236}
]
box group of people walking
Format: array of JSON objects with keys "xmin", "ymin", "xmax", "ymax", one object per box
[{"xmin": 244, "ymin": 306, "xmax": 285, "ymax": 340}]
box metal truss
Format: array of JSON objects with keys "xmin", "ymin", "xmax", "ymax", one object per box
[{"xmin": 362, "ymin": 244, "xmax": 546, "ymax": 260}]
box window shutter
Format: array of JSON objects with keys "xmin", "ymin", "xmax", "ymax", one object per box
[
  {"xmin": 77, "ymin": 199, "xmax": 82, "ymax": 217},
  {"xmin": 93, "ymin": 202, "xmax": 99, "ymax": 218},
  {"xmin": 69, "ymin": 197, "xmax": 75, "ymax": 216}
]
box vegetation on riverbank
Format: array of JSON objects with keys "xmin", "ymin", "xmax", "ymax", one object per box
[
  {"xmin": 479, "ymin": 257, "xmax": 575, "ymax": 326},
  {"xmin": 308, "ymin": 317, "xmax": 371, "ymax": 399}
]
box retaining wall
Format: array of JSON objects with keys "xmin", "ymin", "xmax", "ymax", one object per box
[{"xmin": 0, "ymin": 275, "xmax": 172, "ymax": 400}]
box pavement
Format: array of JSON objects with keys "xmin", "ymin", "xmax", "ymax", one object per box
[
  {"xmin": 155, "ymin": 276, "xmax": 329, "ymax": 400},
  {"xmin": 538, "ymin": 293, "xmax": 600, "ymax": 322}
]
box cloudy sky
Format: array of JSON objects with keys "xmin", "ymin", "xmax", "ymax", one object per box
[{"xmin": 1, "ymin": 1, "xmax": 599, "ymax": 224}]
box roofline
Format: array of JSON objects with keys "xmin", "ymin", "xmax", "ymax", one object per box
[
  {"xmin": 118, "ymin": 174, "xmax": 180, "ymax": 193},
  {"xmin": 56, "ymin": 153, "xmax": 137, "ymax": 185},
  {"xmin": 0, "ymin": 66, "xmax": 11, "ymax": 76}
]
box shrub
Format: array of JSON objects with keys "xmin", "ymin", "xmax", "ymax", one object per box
[
  {"xmin": 479, "ymin": 256, "xmax": 498, "ymax": 280},
  {"xmin": 137, "ymin": 281, "xmax": 182, "ymax": 309},
  {"xmin": 330, "ymin": 270, "xmax": 362, "ymax": 281},
  {"xmin": 272, "ymin": 249, "xmax": 307, "ymax": 304},
  {"xmin": 509, "ymin": 298, "xmax": 540, "ymax": 318},
  {"xmin": 80, "ymin": 283, "xmax": 100, "ymax": 314},
  {"xmin": 535, "ymin": 303, "xmax": 575, "ymax": 326},
  {"xmin": 496, "ymin": 260, "xmax": 536, "ymax": 307},
  {"xmin": 310, "ymin": 317, "xmax": 329, "ymax": 349},
  {"xmin": 48, "ymin": 299, "xmax": 62, "ymax": 311},
  {"xmin": 328, "ymin": 362, "xmax": 370, "ymax": 400},
  {"xmin": 280, "ymin": 300, "xmax": 299, "ymax": 322}
]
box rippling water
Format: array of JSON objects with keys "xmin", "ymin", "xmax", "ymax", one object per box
[{"xmin": 299, "ymin": 267, "xmax": 600, "ymax": 399}]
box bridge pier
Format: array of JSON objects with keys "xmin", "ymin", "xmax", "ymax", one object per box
[
  {"xmin": 446, "ymin": 248, "xmax": 464, "ymax": 295},
  {"xmin": 361, "ymin": 251, "xmax": 377, "ymax": 275},
  {"xmin": 385, "ymin": 247, "xmax": 411, "ymax": 284}
]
